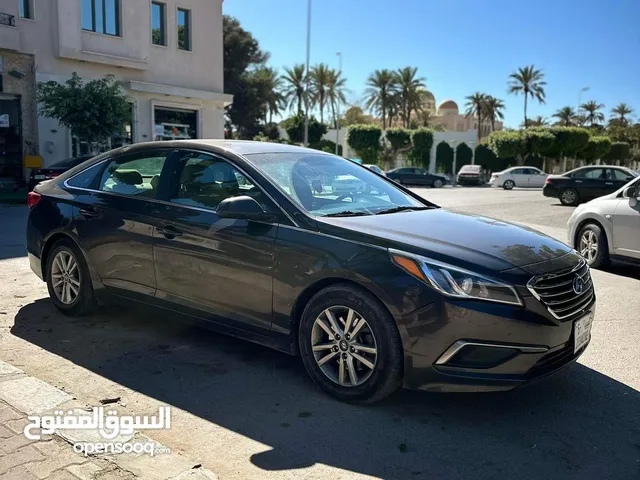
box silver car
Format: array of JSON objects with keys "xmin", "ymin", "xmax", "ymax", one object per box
[{"xmin": 567, "ymin": 176, "xmax": 640, "ymax": 267}]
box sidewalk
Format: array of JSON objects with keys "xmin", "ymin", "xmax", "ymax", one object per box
[{"xmin": 0, "ymin": 361, "xmax": 217, "ymax": 480}]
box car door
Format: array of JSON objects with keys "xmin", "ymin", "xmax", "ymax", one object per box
[
  {"xmin": 71, "ymin": 149, "xmax": 174, "ymax": 298},
  {"xmin": 609, "ymin": 168, "xmax": 636, "ymax": 192},
  {"xmin": 612, "ymin": 179, "xmax": 640, "ymax": 259},
  {"xmin": 151, "ymin": 150, "xmax": 279, "ymax": 334},
  {"xmin": 571, "ymin": 167, "xmax": 607, "ymax": 199},
  {"xmin": 412, "ymin": 168, "xmax": 429, "ymax": 186},
  {"xmin": 509, "ymin": 168, "xmax": 528, "ymax": 187},
  {"xmin": 527, "ymin": 167, "xmax": 546, "ymax": 187}
]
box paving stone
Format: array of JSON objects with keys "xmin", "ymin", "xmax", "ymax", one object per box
[
  {"xmin": 1, "ymin": 465, "xmax": 41, "ymax": 480},
  {"xmin": 0, "ymin": 432, "xmax": 49, "ymax": 454},
  {"xmin": 0, "ymin": 406, "xmax": 23, "ymax": 424},
  {"xmin": 93, "ymin": 464, "xmax": 136, "ymax": 480},
  {"xmin": 3, "ymin": 418, "xmax": 28, "ymax": 435},
  {"xmin": 0, "ymin": 425, "xmax": 13, "ymax": 439},
  {"xmin": 0, "ymin": 361, "xmax": 23, "ymax": 377},
  {"xmin": 66, "ymin": 461, "xmax": 103, "ymax": 480},
  {"xmin": 47, "ymin": 469, "xmax": 83, "ymax": 480},
  {"xmin": 25, "ymin": 441, "xmax": 89, "ymax": 479},
  {"xmin": 0, "ymin": 377, "xmax": 72, "ymax": 414},
  {"xmin": 169, "ymin": 468, "xmax": 219, "ymax": 480},
  {"xmin": 0, "ymin": 445, "xmax": 46, "ymax": 475}
]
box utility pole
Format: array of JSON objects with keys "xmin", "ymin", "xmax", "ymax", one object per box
[
  {"xmin": 335, "ymin": 51, "xmax": 342, "ymax": 155},
  {"xmin": 303, "ymin": 0, "xmax": 312, "ymax": 146}
]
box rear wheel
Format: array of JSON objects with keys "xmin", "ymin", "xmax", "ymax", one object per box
[
  {"xmin": 578, "ymin": 223, "xmax": 609, "ymax": 268},
  {"xmin": 46, "ymin": 240, "xmax": 96, "ymax": 316},
  {"xmin": 503, "ymin": 180, "xmax": 515, "ymax": 190},
  {"xmin": 298, "ymin": 284, "xmax": 404, "ymax": 404},
  {"xmin": 560, "ymin": 188, "xmax": 579, "ymax": 206}
]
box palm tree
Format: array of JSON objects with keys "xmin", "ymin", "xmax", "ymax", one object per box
[
  {"xmin": 465, "ymin": 92, "xmax": 486, "ymax": 140},
  {"xmin": 611, "ymin": 103, "xmax": 634, "ymax": 125},
  {"xmin": 256, "ymin": 67, "xmax": 284, "ymax": 124},
  {"xmin": 507, "ymin": 65, "xmax": 546, "ymax": 128},
  {"xmin": 326, "ymin": 69, "xmax": 347, "ymax": 129},
  {"xmin": 364, "ymin": 69, "xmax": 399, "ymax": 129},
  {"xmin": 527, "ymin": 116, "xmax": 549, "ymax": 127},
  {"xmin": 309, "ymin": 63, "xmax": 332, "ymax": 124},
  {"xmin": 552, "ymin": 106, "xmax": 576, "ymax": 126},
  {"xmin": 580, "ymin": 100, "xmax": 605, "ymax": 127},
  {"xmin": 482, "ymin": 96, "xmax": 505, "ymax": 132},
  {"xmin": 281, "ymin": 64, "xmax": 307, "ymax": 116},
  {"xmin": 396, "ymin": 67, "xmax": 426, "ymax": 128}
]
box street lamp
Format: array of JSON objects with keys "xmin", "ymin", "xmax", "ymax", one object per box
[
  {"xmin": 303, "ymin": 0, "xmax": 312, "ymax": 147},
  {"xmin": 335, "ymin": 51, "xmax": 342, "ymax": 155}
]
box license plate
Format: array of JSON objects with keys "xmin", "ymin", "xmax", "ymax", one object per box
[
  {"xmin": 34, "ymin": 175, "xmax": 45, "ymax": 180},
  {"xmin": 574, "ymin": 311, "xmax": 594, "ymax": 353}
]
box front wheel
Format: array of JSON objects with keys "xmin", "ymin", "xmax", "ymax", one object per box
[
  {"xmin": 503, "ymin": 180, "xmax": 515, "ymax": 190},
  {"xmin": 578, "ymin": 223, "xmax": 609, "ymax": 268},
  {"xmin": 433, "ymin": 179, "xmax": 443, "ymax": 188},
  {"xmin": 298, "ymin": 284, "xmax": 404, "ymax": 404},
  {"xmin": 46, "ymin": 240, "xmax": 96, "ymax": 316},
  {"xmin": 560, "ymin": 188, "xmax": 579, "ymax": 206}
]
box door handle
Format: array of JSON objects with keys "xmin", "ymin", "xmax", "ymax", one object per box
[
  {"xmin": 575, "ymin": 180, "xmax": 583, "ymax": 183},
  {"xmin": 157, "ymin": 226, "xmax": 183, "ymax": 238},
  {"xmin": 79, "ymin": 208, "xmax": 99, "ymax": 218},
  {"xmin": 605, "ymin": 182, "xmax": 613, "ymax": 185}
]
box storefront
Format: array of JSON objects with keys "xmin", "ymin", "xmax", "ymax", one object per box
[
  {"xmin": 0, "ymin": 94, "xmax": 22, "ymax": 184},
  {"xmin": 153, "ymin": 106, "xmax": 199, "ymax": 141}
]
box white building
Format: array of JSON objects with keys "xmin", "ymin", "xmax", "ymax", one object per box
[{"xmin": 0, "ymin": 0, "xmax": 231, "ymax": 176}]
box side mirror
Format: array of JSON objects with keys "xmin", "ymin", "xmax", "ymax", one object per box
[
  {"xmin": 623, "ymin": 186, "xmax": 636, "ymax": 198},
  {"xmin": 216, "ymin": 196, "xmax": 275, "ymax": 222}
]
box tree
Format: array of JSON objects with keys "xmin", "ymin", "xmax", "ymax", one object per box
[
  {"xmin": 580, "ymin": 136, "xmax": 612, "ymax": 163},
  {"xmin": 475, "ymin": 144, "xmax": 511, "ymax": 172},
  {"xmin": 580, "ymin": 101, "xmax": 605, "ymax": 127},
  {"xmin": 526, "ymin": 116, "xmax": 549, "ymax": 127},
  {"xmin": 507, "ymin": 65, "xmax": 546, "ymax": 128},
  {"xmin": 435, "ymin": 141, "xmax": 454, "ymax": 174},
  {"xmin": 281, "ymin": 114, "xmax": 326, "ymax": 144},
  {"xmin": 409, "ymin": 128, "xmax": 434, "ymax": 170},
  {"xmin": 396, "ymin": 67, "xmax": 426, "ymax": 128},
  {"xmin": 381, "ymin": 128, "xmax": 412, "ymax": 169},
  {"xmin": 254, "ymin": 67, "xmax": 284, "ymax": 123},
  {"xmin": 363, "ymin": 69, "xmax": 398, "ymax": 129},
  {"xmin": 309, "ymin": 63, "xmax": 332, "ymax": 124},
  {"xmin": 610, "ymin": 103, "xmax": 634, "ymax": 125},
  {"xmin": 529, "ymin": 126, "xmax": 590, "ymax": 171},
  {"xmin": 552, "ymin": 106, "xmax": 576, "ymax": 126},
  {"xmin": 346, "ymin": 124, "xmax": 382, "ymax": 164},
  {"xmin": 281, "ymin": 64, "xmax": 307, "ymax": 116},
  {"xmin": 261, "ymin": 122, "xmax": 280, "ymax": 140},
  {"xmin": 326, "ymin": 69, "xmax": 347, "ymax": 129},
  {"xmin": 341, "ymin": 106, "xmax": 375, "ymax": 126},
  {"xmin": 37, "ymin": 73, "xmax": 130, "ymax": 143},
  {"xmin": 223, "ymin": 15, "xmax": 271, "ymax": 138},
  {"xmin": 456, "ymin": 142, "xmax": 473, "ymax": 166},
  {"xmin": 483, "ymin": 96, "xmax": 505, "ymax": 132},
  {"xmin": 487, "ymin": 130, "xmax": 555, "ymax": 166},
  {"xmin": 465, "ymin": 92, "xmax": 486, "ymax": 140},
  {"xmin": 603, "ymin": 142, "xmax": 630, "ymax": 166}
]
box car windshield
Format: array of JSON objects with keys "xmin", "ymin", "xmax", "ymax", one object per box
[
  {"xmin": 460, "ymin": 165, "xmax": 481, "ymax": 173},
  {"xmin": 247, "ymin": 152, "xmax": 426, "ymax": 216}
]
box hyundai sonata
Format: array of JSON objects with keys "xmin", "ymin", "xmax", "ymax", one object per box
[{"xmin": 26, "ymin": 141, "xmax": 595, "ymax": 403}]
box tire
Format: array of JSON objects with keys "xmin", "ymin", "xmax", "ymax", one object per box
[
  {"xmin": 433, "ymin": 179, "xmax": 443, "ymax": 188},
  {"xmin": 46, "ymin": 240, "xmax": 97, "ymax": 316},
  {"xmin": 298, "ymin": 284, "xmax": 404, "ymax": 404},
  {"xmin": 503, "ymin": 180, "xmax": 515, "ymax": 190},
  {"xmin": 560, "ymin": 188, "xmax": 580, "ymax": 206},
  {"xmin": 577, "ymin": 223, "xmax": 609, "ymax": 268}
]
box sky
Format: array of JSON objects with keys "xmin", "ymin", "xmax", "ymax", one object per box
[{"xmin": 223, "ymin": 0, "xmax": 640, "ymax": 129}]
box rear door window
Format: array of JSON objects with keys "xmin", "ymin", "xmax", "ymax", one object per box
[
  {"xmin": 98, "ymin": 152, "xmax": 169, "ymax": 198},
  {"xmin": 572, "ymin": 168, "xmax": 605, "ymax": 179}
]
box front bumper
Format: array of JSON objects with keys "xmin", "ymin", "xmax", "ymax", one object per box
[{"xmin": 400, "ymin": 295, "xmax": 595, "ymax": 392}]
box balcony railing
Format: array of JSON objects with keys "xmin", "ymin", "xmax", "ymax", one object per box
[{"xmin": 0, "ymin": 13, "xmax": 16, "ymax": 27}]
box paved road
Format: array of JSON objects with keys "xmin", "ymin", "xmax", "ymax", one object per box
[{"xmin": 0, "ymin": 195, "xmax": 638, "ymax": 480}]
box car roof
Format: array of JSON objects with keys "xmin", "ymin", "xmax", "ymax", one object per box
[{"xmin": 123, "ymin": 139, "xmax": 329, "ymax": 157}]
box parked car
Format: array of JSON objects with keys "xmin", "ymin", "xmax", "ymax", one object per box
[
  {"xmin": 544, "ymin": 166, "xmax": 638, "ymax": 206},
  {"xmin": 331, "ymin": 174, "xmax": 367, "ymax": 195},
  {"xmin": 567, "ymin": 176, "xmax": 640, "ymax": 268},
  {"xmin": 386, "ymin": 167, "xmax": 448, "ymax": 187},
  {"xmin": 27, "ymin": 141, "xmax": 594, "ymax": 403},
  {"xmin": 490, "ymin": 166, "xmax": 548, "ymax": 190},
  {"xmin": 28, "ymin": 155, "xmax": 94, "ymax": 191},
  {"xmin": 457, "ymin": 164, "xmax": 486, "ymax": 185},
  {"xmin": 364, "ymin": 164, "xmax": 385, "ymax": 176}
]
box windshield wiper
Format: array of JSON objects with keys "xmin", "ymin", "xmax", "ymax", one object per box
[
  {"xmin": 322, "ymin": 211, "xmax": 371, "ymax": 217},
  {"xmin": 375, "ymin": 206, "xmax": 434, "ymax": 215}
]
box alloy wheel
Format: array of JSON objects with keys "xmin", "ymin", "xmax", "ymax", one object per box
[
  {"xmin": 561, "ymin": 189, "xmax": 577, "ymax": 205},
  {"xmin": 310, "ymin": 306, "xmax": 378, "ymax": 387},
  {"xmin": 51, "ymin": 250, "xmax": 81, "ymax": 305},
  {"xmin": 434, "ymin": 179, "xmax": 443, "ymax": 188},
  {"xmin": 580, "ymin": 230, "xmax": 598, "ymax": 264}
]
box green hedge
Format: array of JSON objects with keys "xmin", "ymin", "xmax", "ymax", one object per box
[
  {"xmin": 409, "ymin": 128, "xmax": 434, "ymax": 170},
  {"xmin": 346, "ymin": 124, "xmax": 382, "ymax": 165}
]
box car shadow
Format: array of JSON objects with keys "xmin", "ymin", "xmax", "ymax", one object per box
[
  {"xmin": 12, "ymin": 299, "xmax": 640, "ymax": 479},
  {"xmin": 599, "ymin": 262, "xmax": 640, "ymax": 281}
]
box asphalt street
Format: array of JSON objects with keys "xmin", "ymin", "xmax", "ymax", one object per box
[{"xmin": 0, "ymin": 188, "xmax": 638, "ymax": 480}]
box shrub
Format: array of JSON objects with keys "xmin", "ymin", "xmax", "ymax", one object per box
[
  {"xmin": 435, "ymin": 141, "xmax": 453, "ymax": 174},
  {"xmin": 346, "ymin": 124, "xmax": 382, "ymax": 164},
  {"xmin": 603, "ymin": 141, "xmax": 630, "ymax": 165},
  {"xmin": 475, "ymin": 144, "xmax": 512, "ymax": 172},
  {"xmin": 456, "ymin": 143, "xmax": 473, "ymax": 167},
  {"xmin": 310, "ymin": 139, "xmax": 342, "ymax": 155},
  {"xmin": 262, "ymin": 122, "xmax": 280, "ymax": 140},
  {"xmin": 281, "ymin": 114, "xmax": 327, "ymax": 144},
  {"xmin": 488, "ymin": 130, "xmax": 555, "ymax": 165},
  {"xmin": 409, "ymin": 128, "xmax": 434, "ymax": 170},
  {"xmin": 581, "ymin": 136, "xmax": 612, "ymax": 163}
]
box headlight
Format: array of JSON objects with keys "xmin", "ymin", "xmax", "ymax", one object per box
[{"xmin": 390, "ymin": 250, "xmax": 523, "ymax": 306}]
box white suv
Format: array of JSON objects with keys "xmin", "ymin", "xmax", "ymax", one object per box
[{"xmin": 567, "ymin": 176, "xmax": 640, "ymax": 268}]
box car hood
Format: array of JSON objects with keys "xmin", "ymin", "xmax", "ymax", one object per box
[{"xmin": 318, "ymin": 209, "xmax": 573, "ymax": 273}]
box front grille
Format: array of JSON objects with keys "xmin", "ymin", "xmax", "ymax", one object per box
[{"xmin": 527, "ymin": 260, "xmax": 594, "ymax": 321}]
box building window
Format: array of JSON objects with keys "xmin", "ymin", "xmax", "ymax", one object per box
[
  {"xmin": 82, "ymin": 0, "xmax": 120, "ymax": 36},
  {"xmin": 19, "ymin": 0, "xmax": 33, "ymax": 19},
  {"xmin": 151, "ymin": 2, "xmax": 166, "ymax": 46},
  {"xmin": 177, "ymin": 8, "xmax": 191, "ymax": 51},
  {"xmin": 154, "ymin": 107, "xmax": 198, "ymax": 140}
]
